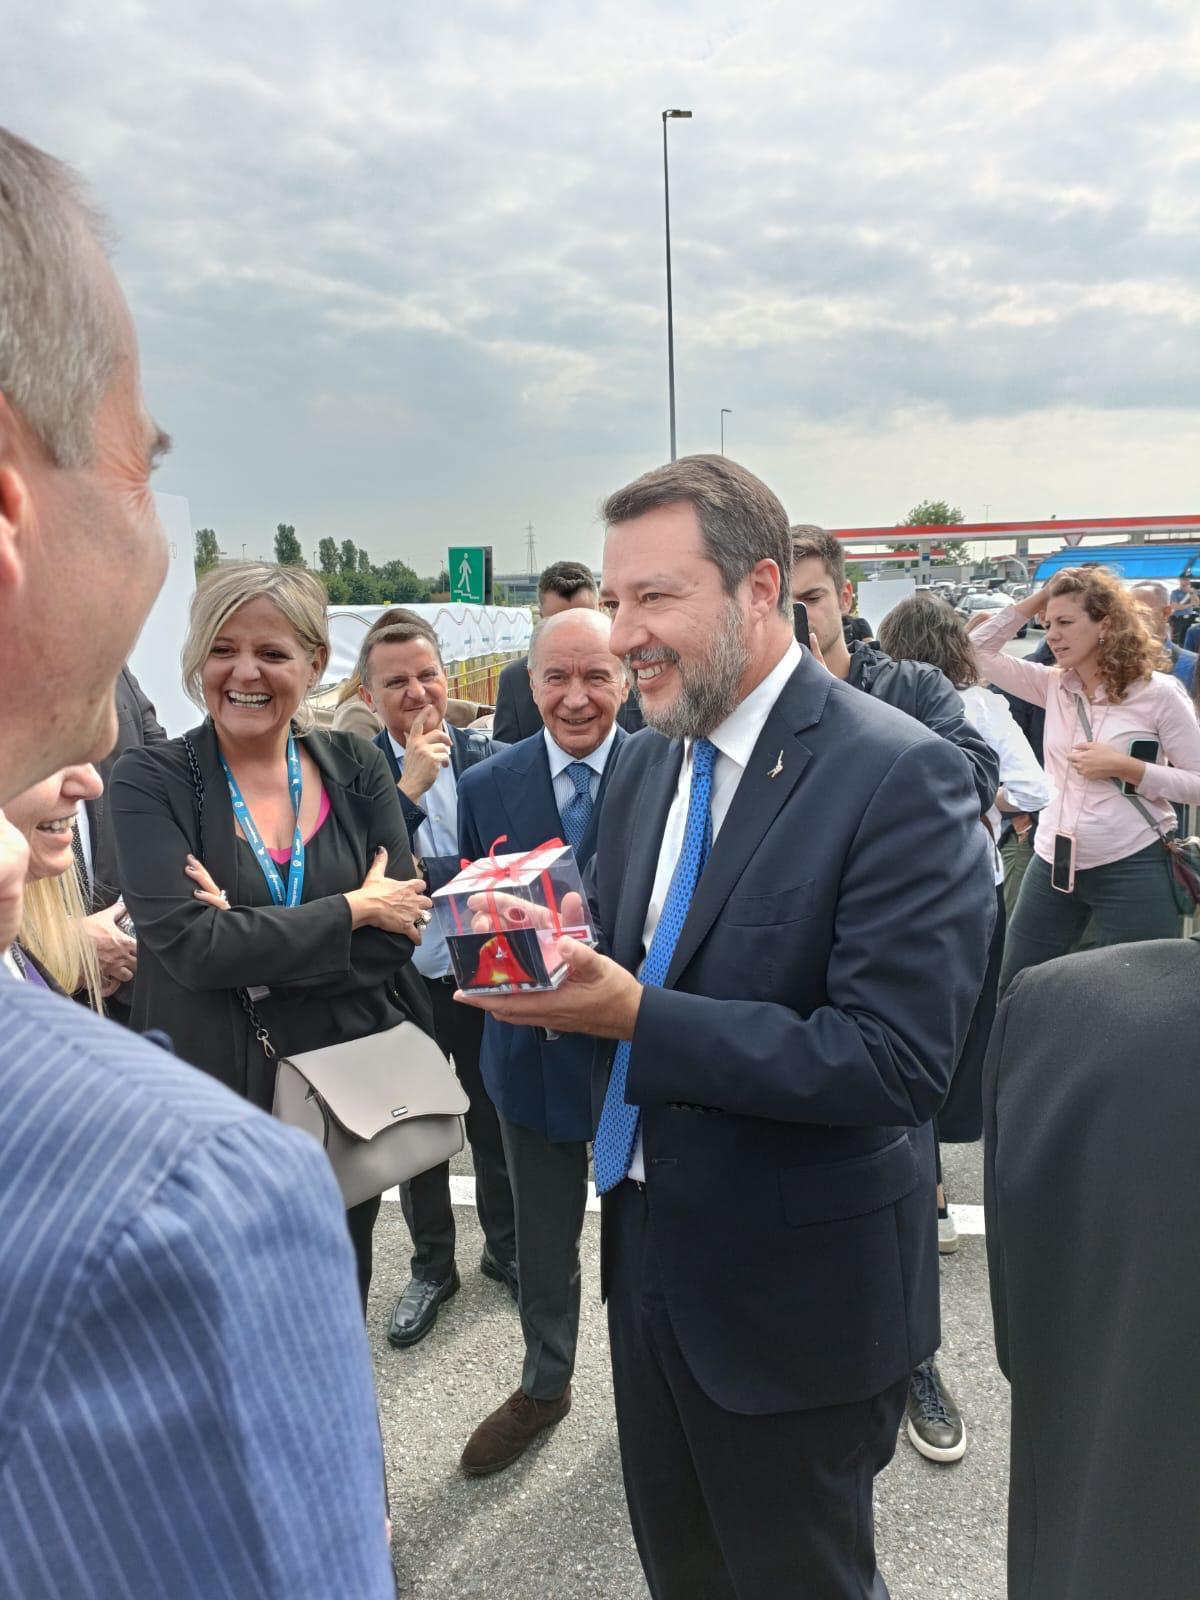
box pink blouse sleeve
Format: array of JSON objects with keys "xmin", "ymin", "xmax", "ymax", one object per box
[
  {"xmin": 1136, "ymin": 675, "xmax": 1200, "ymax": 806},
  {"xmin": 969, "ymin": 607, "xmax": 1052, "ymax": 708}
]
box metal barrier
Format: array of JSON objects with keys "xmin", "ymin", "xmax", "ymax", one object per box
[{"xmin": 447, "ymin": 651, "xmax": 523, "ymax": 710}]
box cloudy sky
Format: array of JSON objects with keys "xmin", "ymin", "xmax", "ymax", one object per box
[{"xmin": 8, "ymin": 0, "xmax": 1199, "ymax": 572}]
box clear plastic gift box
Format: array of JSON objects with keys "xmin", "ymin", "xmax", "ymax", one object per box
[{"xmin": 432, "ymin": 840, "xmax": 595, "ymax": 994}]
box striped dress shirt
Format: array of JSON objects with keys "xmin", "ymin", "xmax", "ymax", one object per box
[{"xmin": 0, "ymin": 980, "xmax": 394, "ymax": 1599}]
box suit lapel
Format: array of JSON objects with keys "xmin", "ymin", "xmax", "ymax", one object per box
[
  {"xmin": 612, "ymin": 738, "xmax": 683, "ymax": 975},
  {"xmin": 306, "ymin": 730, "xmax": 372, "ymax": 879},
  {"xmin": 190, "ymin": 722, "xmax": 244, "ymax": 905},
  {"xmin": 373, "ymin": 727, "xmax": 402, "ymax": 784},
  {"xmin": 662, "ymin": 658, "xmax": 828, "ymax": 988}
]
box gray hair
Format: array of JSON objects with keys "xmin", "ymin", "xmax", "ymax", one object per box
[
  {"xmin": 356, "ymin": 618, "xmax": 443, "ymax": 688},
  {"xmin": 602, "ymin": 455, "xmax": 793, "ymax": 619},
  {"xmin": 0, "ymin": 127, "xmax": 122, "ymax": 468},
  {"xmin": 182, "ymin": 563, "xmax": 330, "ymax": 732},
  {"xmin": 1131, "ymin": 582, "xmax": 1170, "ymax": 609},
  {"xmin": 528, "ymin": 607, "xmax": 617, "ymax": 673}
]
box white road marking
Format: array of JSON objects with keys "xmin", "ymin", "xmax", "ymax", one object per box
[{"xmin": 381, "ymin": 1181, "xmax": 987, "ymax": 1234}]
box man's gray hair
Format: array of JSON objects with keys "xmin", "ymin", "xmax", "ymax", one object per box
[
  {"xmin": 602, "ymin": 455, "xmax": 793, "ymax": 619},
  {"xmin": 0, "ymin": 127, "xmax": 121, "ymax": 467},
  {"xmin": 1131, "ymin": 581, "xmax": 1170, "ymax": 608}
]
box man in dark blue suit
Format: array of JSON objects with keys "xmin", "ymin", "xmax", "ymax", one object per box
[
  {"xmin": 459, "ymin": 456, "xmax": 995, "ymax": 1599},
  {"xmin": 455, "ymin": 608, "xmax": 628, "ymax": 1475},
  {"xmin": 360, "ymin": 619, "xmax": 518, "ymax": 1348}
]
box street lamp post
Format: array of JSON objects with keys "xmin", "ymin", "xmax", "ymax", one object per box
[
  {"xmin": 720, "ymin": 408, "xmax": 732, "ymax": 455},
  {"xmin": 662, "ymin": 109, "xmax": 692, "ymax": 461}
]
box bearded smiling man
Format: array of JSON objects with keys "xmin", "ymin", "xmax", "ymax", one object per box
[{"xmin": 458, "ymin": 454, "xmax": 995, "ymax": 1600}]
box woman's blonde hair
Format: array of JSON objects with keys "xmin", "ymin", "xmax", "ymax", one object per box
[
  {"xmin": 182, "ymin": 563, "xmax": 330, "ymax": 731},
  {"xmin": 21, "ymin": 869, "xmax": 104, "ymax": 1010},
  {"xmin": 1044, "ymin": 567, "xmax": 1166, "ymax": 702}
]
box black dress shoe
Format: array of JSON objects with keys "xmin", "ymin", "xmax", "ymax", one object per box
[
  {"xmin": 480, "ymin": 1248, "xmax": 519, "ymax": 1301},
  {"xmin": 387, "ymin": 1269, "xmax": 460, "ymax": 1349}
]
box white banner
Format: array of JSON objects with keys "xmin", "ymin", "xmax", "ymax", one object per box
[{"xmin": 324, "ymin": 603, "xmax": 532, "ymax": 684}]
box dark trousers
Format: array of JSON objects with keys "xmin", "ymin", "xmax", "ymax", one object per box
[
  {"xmin": 1000, "ymin": 841, "xmax": 1180, "ymax": 995},
  {"xmin": 497, "ymin": 1111, "xmax": 589, "ymax": 1401},
  {"xmin": 606, "ymin": 1181, "xmax": 907, "ymax": 1600},
  {"xmin": 938, "ymin": 882, "xmax": 1006, "ymax": 1145},
  {"xmin": 400, "ymin": 977, "xmax": 515, "ymax": 1280},
  {"xmin": 346, "ymin": 1194, "xmax": 382, "ymax": 1315}
]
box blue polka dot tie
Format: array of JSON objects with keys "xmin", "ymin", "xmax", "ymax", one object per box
[
  {"xmin": 561, "ymin": 761, "xmax": 595, "ymax": 853},
  {"xmin": 593, "ymin": 737, "xmax": 717, "ymax": 1193}
]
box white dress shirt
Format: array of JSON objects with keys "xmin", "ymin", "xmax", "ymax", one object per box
[
  {"xmin": 628, "ymin": 638, "xmax": 802, "ymax": 1180},
  {"xmin": 544, "ymin": 724, "xmax": 617, "ymax": 815},
  {"xmin": 389, "ymin": 730, "xmax": 458, "ymax": 979},
  {"xmin": 957, "ymin": 685, "xmax": 1054, "ymax": 886}
]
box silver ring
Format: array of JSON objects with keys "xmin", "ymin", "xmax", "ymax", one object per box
[
  {"xmin": 218, "ymin": 889, "xmax": 229, "ymax": 904},
  {"xmin": 414, "ymin": 912, "xmax": 430, "ymax": 929}
]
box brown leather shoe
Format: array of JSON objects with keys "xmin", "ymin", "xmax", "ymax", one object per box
[{"xmin": 460, "ymin": 1385, "xmax": 572, "ymax": 1476}]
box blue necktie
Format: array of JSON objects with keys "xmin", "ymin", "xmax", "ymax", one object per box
[
  {"xmin": 593, "ymin": 738, "xmax": 717, "ymax": 1193},
  {"xmin": 561, "ymin": 761, "xmax": 594, "ymax": 853}
]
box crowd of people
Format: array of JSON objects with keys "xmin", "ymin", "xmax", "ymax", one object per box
[{"xmin": 2, "ymin": 121, "xmax": 1198, "ymax": 1600}]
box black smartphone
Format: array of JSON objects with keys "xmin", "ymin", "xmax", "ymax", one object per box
[
  {"xmin": 793, "ymin": 600, "xmax": 811, "ymax": 648},
  {"xmin": 1050, "ymin": 831, "xmax": 1076, "ymax": 894},
  {"xmin": 1123, "ymin": 738, "xmax": 1160, "ymax": 795}
]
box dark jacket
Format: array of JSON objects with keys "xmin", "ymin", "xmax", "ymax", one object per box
[
  {"xmin": 983, "ymin": 938, "xmax": 1200, "ymax": 1600},
  {"xmin": 845, "ymin": 640, "xmax": 999, "ymax": 814},
  {"xmin": 373, "ymin": 722, "xmax": 501, "ymax": 893},
  {"xmin": 589, "ymin": 655, "xmax": 995, "ymax": 1414},
  {"xmin": 457, "ymin": 726, "xmax": 626, "ymax": 1142},
  {"xmin": 493, "ymin": 655, "xmax": 644, "ymax": 744},
  {"xmin": 111, "ymin": 722, "xmax": 430, "ymax": 1107},
  {"xmin": 90, "ymin": 666, "xmax": 168, "ymax": 911}
]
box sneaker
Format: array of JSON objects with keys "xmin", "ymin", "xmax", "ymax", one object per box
[
  {"xmin": 906, "ymin": 1358, "xmax": 966, "ymax": 1463},
  {"xmin": 938, "ymin": 1203, "xmax": 959, "ymax": 1254}
]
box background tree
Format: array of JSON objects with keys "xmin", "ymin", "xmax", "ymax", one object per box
[
  {"xmin": 358, "ymin": 547, "xmax": 371, "ymax": 574},
  {"xmin": 274, "ymin": 523, "xmax": 305, "ymax": 566},
  {"xmin": 318, "ymin": 537, "xmax": 339, "ymax": 574},
  {"xmin": 902, "ymin": 499, "xmax": 964, "ymax": 528},
  {"xmin": 194, "ymin": 527, "xmax": 220, "ymax": 578},
  {"xmin": 376, "ymin": 558, "xmax": 428, "ymax": 602},
  {"xmin": 340, "ymin": 539, "xmax": 358, "ymax": 574}
]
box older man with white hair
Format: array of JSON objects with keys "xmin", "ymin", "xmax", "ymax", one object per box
[
  {"xmin": 453, "ymin": 607, "xmax": 630, "ymax": 1476},
  {"xmin": 0, "ymin": 127, "xmax": 395, "ymax": 1596},
  {"xmin": 1131, "ymin": 580, "xmax": 1197, "ymax": 694}
]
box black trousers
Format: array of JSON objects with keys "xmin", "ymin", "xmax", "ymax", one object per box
[
  {"xmin": 346, "ymin": 1193, "xmax": 382, "ymax": 1315},
  {"xmin": 606, "ymin": 1181, "xmax": 907, "ymax": 1600},
  {"xmin": 497, "ymin": 1112, "xmax": 589, "ymax": 1400},
  {"xmin": 400, "ymin": 977, "xmax": 516, "ymax": 1280}
]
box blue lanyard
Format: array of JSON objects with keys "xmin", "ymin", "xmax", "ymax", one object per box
[{"xmin": 221, "ymin": 734, "xmax": 306, "ymax": 907}]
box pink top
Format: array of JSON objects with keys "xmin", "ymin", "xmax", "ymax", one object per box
[
  {"xmin": 266, "ymin": 785, "xmax": 331, "ymax": 864},
  {"xmin": 971, "ymin": 606, "xmax": 1200, "ymax": 869}
]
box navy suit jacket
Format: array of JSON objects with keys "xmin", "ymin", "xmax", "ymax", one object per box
[
  {"xmin": 588, "ymin": 652, "xmax": 995, "ymax": 1415},
  {"xmin": 0, "ymin": 982, "xmax": 394, "ymax": 1597},
  {"xmin": 457, "ymin": 726, "xmax": 627, "ymax": 1142},
  {"xmin": 373, "ymin": 721, "xmax": 502, "ymax": 894}
]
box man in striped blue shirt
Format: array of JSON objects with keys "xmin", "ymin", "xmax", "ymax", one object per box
[{"xmin": 0, "ymin": 126, "xmax": 395, "ymax": 1597}]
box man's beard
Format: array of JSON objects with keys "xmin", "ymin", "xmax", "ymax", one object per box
[{"xmin": 627, "ymin": 599, "xmax": 751, "ymax": 741}]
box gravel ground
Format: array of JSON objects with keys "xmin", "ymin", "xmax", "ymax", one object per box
[{"xmin": 371, "ymin": 1140, "xmax": 1008, "ymax": 1599}]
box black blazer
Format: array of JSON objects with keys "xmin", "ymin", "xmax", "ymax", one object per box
[
  {"xmin": 492, "ymin": 655, "xmax": 644, "ymax": 744},
  {"xmin": 588, "ymin": 652, "xmax": 996, "ymax": 1415},
  {"xmin": 983, "ymin": 938, "xmax": 1200, "ymax": 1600},
  {"xmin": 89, "ymin": 667, "xmax": 168, "ymax": 912},
  {"xmin": 111, "ymin": 722, "xmax": 431, "ymax": 1108},
  {"xmin": 373, "ymin": 722, "xmax": 502, "ymax": 893}
]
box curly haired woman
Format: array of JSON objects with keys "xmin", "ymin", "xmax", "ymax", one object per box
[{"xmin": 971, "ymin": 567, "xmax": 1200, "ymax": 991}]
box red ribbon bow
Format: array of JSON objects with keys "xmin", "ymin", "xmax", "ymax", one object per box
[{"xmin": 449, "ymin": 835, "xmax": 566, "ymax": 937}]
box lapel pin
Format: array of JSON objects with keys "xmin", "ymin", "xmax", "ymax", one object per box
[{"xmin": 767, "ymin": 750, "xmax": 784, "ymax": 780}]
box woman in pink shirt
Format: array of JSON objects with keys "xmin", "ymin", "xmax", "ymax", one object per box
[{"xmin": 972, "ymin": 567, "xmax": 1200, "ymax": 993}]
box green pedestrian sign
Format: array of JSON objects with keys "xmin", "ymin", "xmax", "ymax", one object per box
[{"xmin": 449, "ymin": 546, "xmax": 489, "ymax": 604}]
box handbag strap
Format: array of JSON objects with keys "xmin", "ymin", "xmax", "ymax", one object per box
[
  {"xmin": 1072, "ymin": 695, "xmax": 1171, "ymax": 842},
  {"xmin": 182, "ymin": 734, "xmax": 278, "ymax": 1063}
]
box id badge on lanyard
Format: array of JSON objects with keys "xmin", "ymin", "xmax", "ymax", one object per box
[{"xmin": 221, "ymin": 734, "xmax": 306, "ymax": 907}]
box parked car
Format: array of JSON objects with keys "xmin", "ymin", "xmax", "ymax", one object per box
[{"xmin": 957, "ymin": 590, "xmax": 1028, "ymax": 638}]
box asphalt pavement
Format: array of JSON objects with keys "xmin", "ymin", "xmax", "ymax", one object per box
[{"xmin": 372, "ymin": 1140, "xmax": 1008, "ymax": 1600}]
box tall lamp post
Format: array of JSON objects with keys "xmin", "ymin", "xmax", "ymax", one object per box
[
  {"xmin": 720, "ymin": 408, "xmax": 732, "ymax": 455},
  {"xmin": 662, "ymin": 108, "xmax": 692, "ymax": 461}
]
